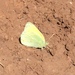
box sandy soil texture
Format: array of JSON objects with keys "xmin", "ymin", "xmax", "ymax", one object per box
[{"xmin": 0, "ymin": 0, "xmax": 75, "ymax": 75}]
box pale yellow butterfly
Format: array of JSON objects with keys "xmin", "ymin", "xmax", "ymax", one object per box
[{"xmin": 20, "ymin": 22, "xmax": 48, "ymax": 48}]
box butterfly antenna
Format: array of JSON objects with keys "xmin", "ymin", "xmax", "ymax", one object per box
[{"xmin": 49, "ymin": 33, "xmax": 55, "ymax": 40}]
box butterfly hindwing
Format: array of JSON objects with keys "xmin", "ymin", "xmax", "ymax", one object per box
[{"xmin": 20, "ymin": 22, "xmax": 46, "ymax": 48}]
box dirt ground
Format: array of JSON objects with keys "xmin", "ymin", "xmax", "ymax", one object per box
[{"xmin": 0, "ymin": 0, "xmax": 75, "ymax": 75}]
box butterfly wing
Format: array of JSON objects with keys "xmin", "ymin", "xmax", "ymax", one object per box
[{"xmin": 20, "ymin": 22, "xmax": 46, "ymax": 48}]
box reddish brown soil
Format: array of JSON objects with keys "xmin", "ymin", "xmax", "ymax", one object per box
[{"xmin": 0, "ymin": 0, "xmax": 75, "ymax": 75}]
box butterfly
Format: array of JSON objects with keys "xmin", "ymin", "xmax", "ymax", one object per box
[{"xmin": 20, "ymin": 22, "xmax": 48, "ymax": 49}]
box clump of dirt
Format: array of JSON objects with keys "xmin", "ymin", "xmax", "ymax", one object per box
[{"xmin": 0, "ymin": 0, "xmax": 75, "ymax": 75}]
